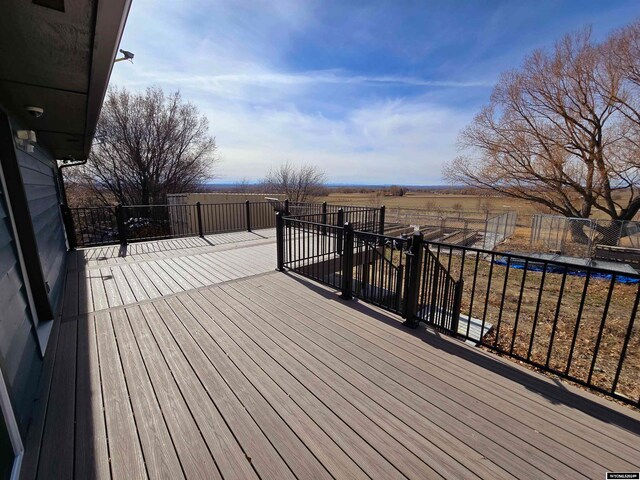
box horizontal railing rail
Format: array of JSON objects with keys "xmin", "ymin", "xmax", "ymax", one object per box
[{"xmin": 276, "ymin": 213, "xmax": 640, "ymax": 406}]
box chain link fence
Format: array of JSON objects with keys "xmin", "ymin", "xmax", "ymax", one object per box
[
  {"xmin": 530, "ymin": 214, "xmax": 640, "ymax": 258},
  {"xmin": 385, "ymin": 208, "xmax": 517, "ymax": 249}
]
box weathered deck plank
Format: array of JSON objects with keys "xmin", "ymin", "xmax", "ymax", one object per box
[
  {"xmin": 93, "ymin": 311, "xmax": 147, "ymax": 480},
  {"xmin": 36, "ymin": 317, "xmax": 77, "ymax": 479},
  {"xmin": 233, "ymin": 277, "xmax": 621, "ymax": 478},
  {"xmin": 130, "ymin": 304, "xmax": 258, "ymax": 480},
  {"xmin": 28, "ymin": 233, "xmax": 640, "ymax": 480},
  {"xmin": 75, "ymin": 315, "xmax": 110, "ymax": 480},
  {"xmin": 262, "ymin": 274, "xmax": 640, "ymax": 468},
  {"xmin": 110, "ymin": 309, "xmax": 186, "ymax": 479}
]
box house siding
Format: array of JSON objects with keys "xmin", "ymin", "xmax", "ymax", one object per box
[
  {"xmin": 0, "ymin": 182, "xmax": 42, "ymax": 436},
  {"xmin": 16, "ymin": 144, "xmax": 67, "ymax": 314},
  {"xmin": 0, "ymin": 113, "xmax": 67, "ymax": 437}
]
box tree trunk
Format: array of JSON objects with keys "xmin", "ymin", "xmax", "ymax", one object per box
[
  {"xmin": 591, "ymin": 221, "xmax": 622, "ymax": 246},
  {"xmin": 569, "ymin": 221, "xmax": 590, "ymax": 245}
]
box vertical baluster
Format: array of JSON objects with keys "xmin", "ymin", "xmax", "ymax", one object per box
[
  {"xmin": 527, "ymin": 264, "xmax": 548, "ymax": 361},
  {"xmin": 493, "ymin": 256, "xmax": 511, "ymax": 347},
  {"xmin": 587, "ymin": 275, "xmax": 617, "ymax": 386},
  {"xmin": 545, "ymin": 266, "xmax": 568, "ymax": 368},
  {"xmin": 509, "ymin": 259, "xmax": 529, "ymax": 355}
]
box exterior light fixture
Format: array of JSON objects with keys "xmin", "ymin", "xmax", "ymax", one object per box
[{"xmin": 15, "ymin": 130, "xmax": 37, "ymax": 152}]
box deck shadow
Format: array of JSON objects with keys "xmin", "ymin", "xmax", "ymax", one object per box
[{"xmin": 283, "ymin": 272, "xmax": 640, "ymax": 436}]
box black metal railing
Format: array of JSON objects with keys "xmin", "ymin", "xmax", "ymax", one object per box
[
  {"xmin": 64, "ymin": 200, "xmax": 286, "ymax": 247},
  {"xmin": 352, "ymin": 231, "xmax": 407, "ymax": 313},
  {"xmin": 416, "ymin": 244, "xmax": 464, "ymax": 335},
  {"xmin": 425, "ymin": 241, "xmax": 640, "ymax": 406},
  {"xmin": 278, "ymin": 210, "xmax": 405, "ymax": 311},
  {"xmin": 279, "ymin": 214, "xmax": 345, "ymax": 290},
  {"xmin": 62, "ymin": 205, "xmax": 119, "ymax": 248},
  {"xmin": 276, "ymin": 213, "xmax": 640, "ymax": 406},
  {"xmin": 65, "ymin": 200, "xmax": 383, "ymax": 248}
]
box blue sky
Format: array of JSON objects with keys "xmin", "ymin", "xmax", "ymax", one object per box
[{"xmin": 110, "ymin": 0, "xmax": 640, "ymax": 185}]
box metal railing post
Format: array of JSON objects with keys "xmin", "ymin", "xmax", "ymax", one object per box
[
  {"xmin": 379, "ymin": 205, "xmax": 385, "ymax": 236},
  {"xmin": 116, "ymin": 204, "xmax": 127, "ymax": 245},
  {"xmin": 321, "ymin": 201, "xmax": 327, "ymax": 236},
  {"xmin": 276, "ymin": 212, "xmax": 284, "ymax": 271},
  {"xmin": 403, "ymin": 231, "xmax": 423, "ymax": 328},
  {"xmin": 284, "ymin": 199, "xmax": 290, "ymax": 216},
  {"xmin": 341, "ymin": 222, "xmax": 354, "ymax": 300},
  {"xmin": 245, "ymin": 200, "xmax": 252, "ymax": 232},
  {"xmin": 337, "ymin": 208, "xmax": 344, "ymax": 255},
  {"xmin": 60, "ymin": 204, "xmax": 77, "ymax": 250},
  {"xmin": 196, "ymin": 201, "xmax": 204, "ymax": 237},
  {"xmin": 451, "ymin": 279, "xmax": 464, "ymax": 336}
]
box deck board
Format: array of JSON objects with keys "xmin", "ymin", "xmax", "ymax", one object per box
[
  {"xmin": 263, "ymin": 274, "xmax": 640, "ymax": 467},
  {"xmin": 110, "ymin": 309, "xmax": 186, "ymax": 479},
  {"xmin": 36, "ymin": 317, "xmax": 77, "ymax": 479},
  {"xmin": 153, "ymin": 300, "xmax": 332, "ymax": 478},
  {"xmin": 75, "ymin": 315, "xmax": 110, "ymax": 480},
  {"xmin": 94, "ymin": 310, "xmax": 148, "ymax": 480},
  {"xmin": 62, "ymin": 231, "xmax": 277, "ymax": 316},
  {"xmin": 271, "ymin": 274, "xmax": 640, "ymax": 454},
  {"xmin": 131, "ymin": 304, "xmax": 260, "ymax": 480},
  {"xmin": 231, "ymin": 278, "xmax": 616, "ymax": 477},
  {"xmin": 28, "ymin": 233, "xmax": 640, "ymax": 480},
  {"xmin": 226, "ymin": 280, "xmax": 513, "ymax": 479}
]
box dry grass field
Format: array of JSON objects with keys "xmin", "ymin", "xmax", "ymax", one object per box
[
  {"xmin": 317, "ymin": 191, "xmax": 541, "ymax": 218},
  {"xmin": 440, "ymin": 252, "xmax": 639, "ymax": 403}
]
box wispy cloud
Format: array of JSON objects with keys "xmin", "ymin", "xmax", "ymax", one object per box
[
  {"xmin": 111, "ymin": 0, "xmax": 640, "ymax": 184},
  {"xmin": 147, "ymin": 71, "xmax": 493, "ymax": 88}
]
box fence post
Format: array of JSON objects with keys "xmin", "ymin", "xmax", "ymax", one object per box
[
  {"xmin": 503, "ymin": 212, "xmax": 508, "ymax": 241},
  {"xmin": 245, "ymin": 200, "xmax": 252, "ymax": 232},
  {"xmin": 322, "ymin": 201, "xmax": 327, "ymax": 236},
  {"xmin": 60, "ymin": 204, "xmax": 77, "ymax": 250},
  {"xmin": 196, "ymin": 202, "xmax": 204, "ymax": 237},
  {"xmin": 116, "ymin": 204, "xmax": 127, "ymax": 246},
  {"xmin": 613, "ymin": 220, "xmax": 622, "ymax": 247},
  {"xmin": 403, "ymin": 231, "xmax": 424, "ymax": 328},
  {"xmin": 276, "ymin": 212, "xmax": 284, "ymax": 271},
  {"xmin": 451, "ymin": 279, "xmax": 464, "ymax": 335},
  {"xmin": 379, "ymin": 205, "xmax": 385, "ymax": 236},
  {"xmin": 341, "ymin": 222, "xmax": 354, "ymax": 300},
  {"xmin": 336, "ymin": 208, "xmax": 344, "ymax": 255},
  {"xmin": 284, "ymin": 199, "xmax": 290, "ymax": 216},
  {"xmin": 483, "ymin": 211, "xmax": 489, "ymax": 249}
]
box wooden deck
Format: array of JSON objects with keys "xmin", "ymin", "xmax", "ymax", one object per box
[
  {"xmin": 23, "ymin": 233, "xmax": 640, "ymax": 479},
  {"xmin": 62, "ymin": 229, "xmax": 277, "ymax": 314}
]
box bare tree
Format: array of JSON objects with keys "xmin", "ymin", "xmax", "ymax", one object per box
[
  {"xmin": 263, "ymin": 162, "xmax": 327, "ymax": 202},
  {"xmin": 233, "ymin": 178, "xmax": 253, "ymax": 193},
  {"xmin": 445, "ymin": 25, "xmax": 640, "ymax": 225},
  {"xmin": 76, "ymin": 86, "xmax": 217, "ymax": 205}
]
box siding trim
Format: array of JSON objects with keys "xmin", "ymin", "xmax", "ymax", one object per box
[{"xmin": 0, "ymin": 365, "xmax": 24, "ymax": 480}]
